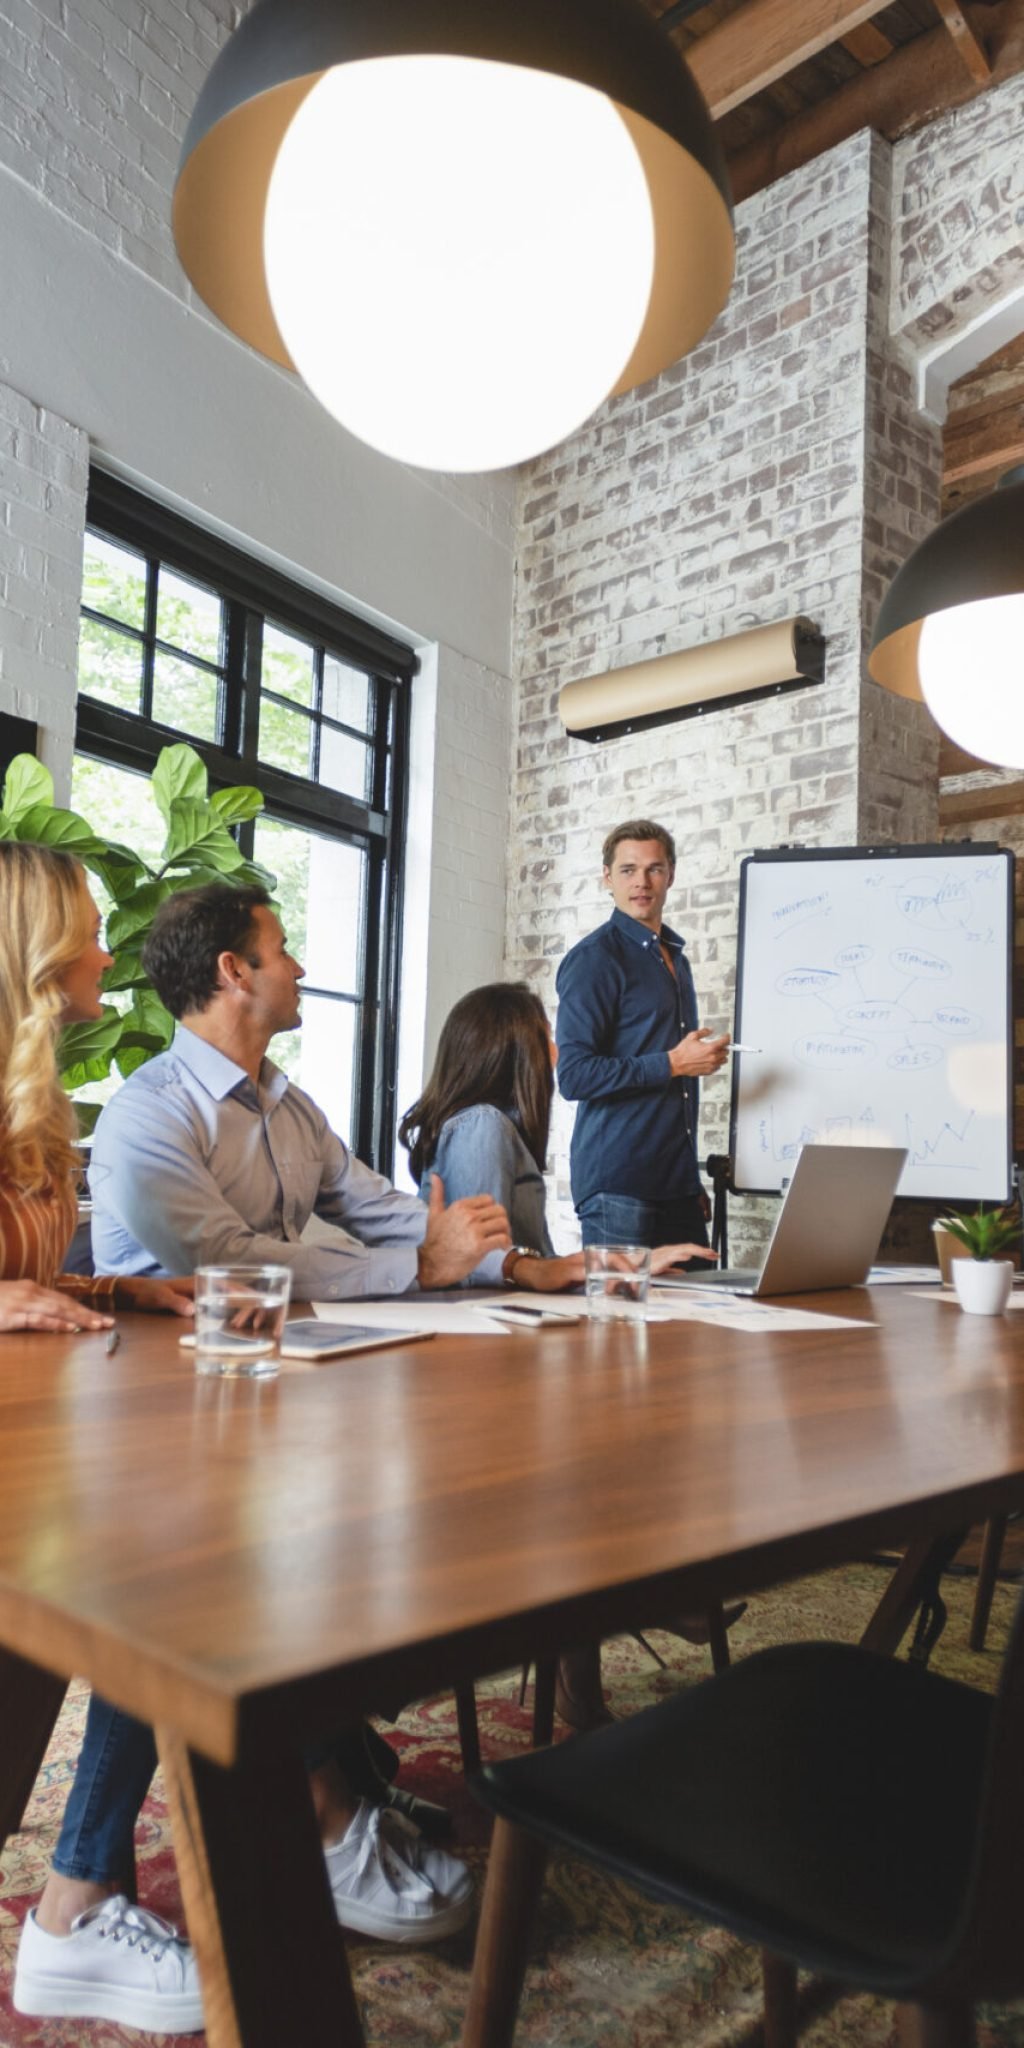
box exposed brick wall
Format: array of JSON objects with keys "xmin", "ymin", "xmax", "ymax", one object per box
[
  {"xmin": 510, "ymin": 133, "xmax": 892, "ymax": 1256},
  {"xmin": 891, "ymin": 69, "xmax": 1024, "ymax": 350},
  {"xmin": 0, "ymin": 380, "xmax": 88, "ymax": 794}
]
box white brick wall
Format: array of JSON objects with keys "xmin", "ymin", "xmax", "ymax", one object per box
[
  {"xmin": 509, "ymin": 132, "xmax": 894, "ymax": 1256},
  {"xmin": 891, "ymin": 68, "xmax": 1024, "ymax": 350},
  {"xmin": 0, "ymin": 380, "xmax": 88, "ymax": 793}
]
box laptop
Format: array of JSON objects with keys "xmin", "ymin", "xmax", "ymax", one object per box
[{"xmin": 660, "ymin": 1143, "xmax": 907, "ymax": 1297}]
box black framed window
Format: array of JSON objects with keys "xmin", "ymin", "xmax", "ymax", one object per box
[{"xmin": 73, "ymin": 473, "xmax": 415, "ymax": 1175}]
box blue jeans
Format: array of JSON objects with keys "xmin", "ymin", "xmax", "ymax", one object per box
[
  {"xmin": 53, "ymin": 1696, "xmax": 156, "ymax": 1885},
  {"xmin": 51, "ymin": 1697, "xmax": 387, "ymax": 1883},
  {"xmin": 578, "ymin": 1192, "xmax": 709, "ymax": 1257}
]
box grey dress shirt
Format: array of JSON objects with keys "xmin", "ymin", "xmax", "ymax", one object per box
[{"xmin": 89, "ymin": 1026, "xmax": 445, "ymax": 1299}]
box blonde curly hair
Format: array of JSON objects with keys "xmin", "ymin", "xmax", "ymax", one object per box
[{"xmin": 0, "ymin": 842, "xmax": 93, "ymax": 1194}]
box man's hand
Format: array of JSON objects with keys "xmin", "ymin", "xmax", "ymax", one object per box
[
  {"xmin": 667, "ymin": 1027, "xmax": 730, "ymax": 1078},
  {"xmin": 417, "ymin": 1174, "xmax": 511, "ymax": 1290},
  {"xmin": 114, "ymin": 1276, "xmax": 196, "ymax": 1318},
  {"xmin": 0, "ymin": 1281, "xmax": 113, "ymax": 1334}
]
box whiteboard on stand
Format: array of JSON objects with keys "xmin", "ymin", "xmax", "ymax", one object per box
[{"xmin": 730, "ymin": 845, "xmax": 1014, "ymax": 1201}]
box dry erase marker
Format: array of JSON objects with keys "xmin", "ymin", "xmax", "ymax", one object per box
[
  {"xmin": 105, "ymin": 1327, "xmax": 120, "ymax": 1355},
  {"xmin": 727, "ymin": 1044, "xmax": 763, "ymax": 1055}
]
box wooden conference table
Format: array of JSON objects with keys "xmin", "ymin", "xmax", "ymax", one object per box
[{"xmin": 2, "ymin": 1288, "xmax": 1024, "ymax": 2046}]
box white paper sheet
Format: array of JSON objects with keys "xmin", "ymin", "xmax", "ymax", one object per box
[
  {"xmin": 310, "ymin": 1294, "xmax": 514, "ymax": 1335},
  {"xmin": 646, "ymin": 1290, "xmax": 871, "ymax": 1332}
]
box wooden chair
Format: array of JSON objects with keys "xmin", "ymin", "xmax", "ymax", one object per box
[{"xmin": 462, "ymin": 1591, "xmax": 1024, "ymax": 2048}]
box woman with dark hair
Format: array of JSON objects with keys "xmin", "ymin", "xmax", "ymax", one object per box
[
  {"xmin": 401, "ymin": 981, "xmax": 715, "ymax": 1295},
  {"xmin": 401, "ymin": 981, "xmax": 724, "ymax": 1726}
]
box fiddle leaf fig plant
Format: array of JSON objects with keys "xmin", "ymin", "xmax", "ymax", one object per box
[
  {"xmin": 0, "ymin": 743, "xmax": 275, "ymax": 1132},
  {"xmin": 936, "ymin": 1205, "xmax": 1019, "ymax": 1263}
]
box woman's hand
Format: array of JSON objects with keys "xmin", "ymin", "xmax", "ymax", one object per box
[
  {"xmin": 513, "ymin": 1253, "xmax": 585, "ymax": 1293},
  {"xmin": 0, "ymin": 1281, "xmax": 114, "ymax": 1334},
  {"xmin": 650, "ymin": 1244, "xmax": 719, "ymax": 1275},
  {"xmin": 112, "ymin": 1276, "xmax": 195, "ymax": 1318}
]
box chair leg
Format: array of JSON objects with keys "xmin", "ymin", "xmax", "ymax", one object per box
[
  {"xmin": 531, "ymin": 1658, "xmax": 556, "ymax": 1747},
  {"xmin": 707, "ymin": 1602, "xmax": 732, "ymax": 1675},
  {"xmin": 454, "ymin": 1683, "xmax": 481, "ymax": 1776},
  {"xmin": 0, "ymin": 1648, "xmax": 68, "ymax": 1855},
  {"xmin": 969, "ymin": 1515, "xmax": 1007, "ymax": 1651},
  {"xmin": 762, "ymin": 1950, "xmax": 798, "ymax": 2048},
  {"xmin": 896, "ymin": 1999, "xmax": 976, "ymax": 2048},
  {"xmin": 461, "ymin": 1816, "xmax": 548, "ymax": 2048}
]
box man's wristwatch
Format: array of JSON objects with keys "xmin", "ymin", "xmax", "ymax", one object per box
[{"xmin": 503, "ymin": 1246, "xmax": 542, "ymax": 1287}]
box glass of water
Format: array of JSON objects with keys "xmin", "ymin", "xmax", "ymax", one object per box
[
  {"xmin": 194, "ymin": 1265, "xmax": 292, "ymax": 1377},
  {"xmin": 583, "ymin": 1245, "xmax": 652, "ymax": 1322}
]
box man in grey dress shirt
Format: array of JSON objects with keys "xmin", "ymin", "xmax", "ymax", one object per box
[{"xmin": 90, "ymin": 881, "xmax": 511, "ymax": 1296}]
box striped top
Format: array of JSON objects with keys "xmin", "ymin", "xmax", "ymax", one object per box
[{"xmin": 0, "ymin": 1172, "xmax": 116, "ymax": 1302}]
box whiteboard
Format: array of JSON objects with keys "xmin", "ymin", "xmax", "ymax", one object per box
[{"xmin": 730, "ymin": 846, "xmax": 1014, "ymax": 1201}]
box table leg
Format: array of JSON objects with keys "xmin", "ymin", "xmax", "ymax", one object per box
[
  {"xmin": 860, "ymin": 1532, "xmax": 964, "ymax": 1658},
  {"xmin": 157, "ymin": 1728, "xmax": 365, "ymax": 2048},
  {"xmin": 462, "ymin": 1814, "xmax": 547, "ymax": 2048},
  {"xmin": 0, "ymin": 1645, "xmax": 67, "ymax": 1854}
]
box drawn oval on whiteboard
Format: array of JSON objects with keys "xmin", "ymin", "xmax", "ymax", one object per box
[
  {"xmin": 776, "ymin": 968, "xmax": 840, "ymax": 997},
  {"xmin": 835, "ymin": 945, "xmax": 872, "ymax": 968},
  {"xmin": 889, "ymin": 948, "xmax": 952, "ymax": 979},
  {"xmin": 841, "ymin": 1000, "xmax": 911, "ymax": 1031},
  {"xmin": 795, "ymin": 1035, "xmax": 875, "ymax": 1068},
  {"xmin": 887, "ymin": 1043, "xmax": 943, "ymax": 1071},
  {"xmin": 930, "ymin": 1006, "xmax": 979, "ymax": 1035}
]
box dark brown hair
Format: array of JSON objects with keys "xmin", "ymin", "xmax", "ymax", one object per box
[
  {"xmin": 601, "ymin": 819, "xmax": 676, "ymax": 871},
  {"xmin": 142, "ymin": 882, "xmax": 272, "ymax": 1018},
  {"xmin": 399, "ymin": 982, "xmax": 553, "ymax": 1183}
]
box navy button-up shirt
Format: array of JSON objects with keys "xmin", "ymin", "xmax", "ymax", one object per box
[{"xmin": 555, "ymin": 907, "xmax": 702, "ymax": 1206}]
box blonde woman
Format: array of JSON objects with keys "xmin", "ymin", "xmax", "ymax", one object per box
[{"xmin": 0, "ymin": 840, "xmax": 191, "ymax": 1329}]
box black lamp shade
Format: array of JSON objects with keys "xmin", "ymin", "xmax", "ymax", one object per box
[{"xmin": 869, "ymin": 466, "xmax": 1024, "ymax": 700}]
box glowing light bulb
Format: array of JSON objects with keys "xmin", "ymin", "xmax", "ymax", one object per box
[
  {"xmin": 264, "ymin": 56, "xmax": 655, "ymax": 471},
  {"xmin": 919, "ymin": 593, "xmax": 1024, "ymax": 767}
]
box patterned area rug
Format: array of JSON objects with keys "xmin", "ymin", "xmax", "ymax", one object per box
[{"xmin": 2, "ymin": 1563, "xmax": 1023, "ymax": 2048}]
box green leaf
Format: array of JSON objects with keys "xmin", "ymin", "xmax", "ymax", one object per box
[
  {"xmin": 151, "ymin": 743, "xmax": 208, "ymax": 822},
  {"xmin": 58, "ymin": 1008, "xmax": 124, "ymax": 1067},
  {"xmin": 71, "ymin": 1100, "xmax": 104, "ymax": 1138},
  {"xmin": 232, "ymin": 857, "xmax": 278, "ymax": 893},
  {"xmin": 210, "ymin": 784, "xmax": 264, "ymax": 825},
  {"xmin": 0, "ymin": 814, "xmax": 14, "ymax": 841},
  {"xmin": 101, "ymin": 946, "xmax": 147, "ymax": 993},
  {"xmin": 106, "ymin": 879, "xmax": 175, "ymax": 949},
  {"xmin": 62, "ymin": 1054, "xmax": 116, "ymax": 1089},
  {"xmin": 939, "ymin": 1205, "xmax": 1020, "ymax": 1260},
  {"xmin": 84, "ymin": 841, "xmax": 150, "ymax": 903},
  {"xmin": 3, "ymin": 754, "xmax": 53, "ymax": 821},
  {"xmin": 13, "ymin": 805, "xmax": 105, "ymax": 856},
  {"xmin": 162, "ymin": 800, "xmax": 245, "ymax": 873},
  {"xmin": 116, "ymin": 989, "xmax": 175, "ymax": 1052},
  {"xmin": 115, "ymin": 1043, "xmax": 156, "ymax": 1080}
]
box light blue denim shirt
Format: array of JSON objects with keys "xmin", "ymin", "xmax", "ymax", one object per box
[
  {"xmin": 89, "ymin": 1026, "xmax": 430, "ymax": 1299},
  {"xmin": 420, "ymin": 1105, "xmax": 554, "ymax": 1257}
]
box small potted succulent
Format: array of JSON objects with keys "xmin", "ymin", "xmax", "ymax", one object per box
[{"xmin": 936, "ymin": 1205, "xmax": 1019, "ymax": 1316}]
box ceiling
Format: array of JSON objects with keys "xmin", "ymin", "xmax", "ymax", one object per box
[{"xmin": 647, "ymin": 0, "xmax": 1024, "ymax": 201}]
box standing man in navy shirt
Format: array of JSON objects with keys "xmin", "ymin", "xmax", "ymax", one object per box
[{"xmin": 556, "ymin": 818, "xmax": 730, "ymax": 1248}]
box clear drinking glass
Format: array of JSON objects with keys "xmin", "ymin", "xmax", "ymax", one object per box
[
  {"xmin": 583, "ymin": 1245, "xmax": 652, "ymax": 1322},
  {"xmin": 194, "ymin": 1265, "xmax": 292, "ymax": 1378}
]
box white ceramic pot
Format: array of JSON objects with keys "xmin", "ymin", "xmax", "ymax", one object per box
[{"xmin": 952, "ymin": 1259, "xmax": 1014, "ymax": 1316}]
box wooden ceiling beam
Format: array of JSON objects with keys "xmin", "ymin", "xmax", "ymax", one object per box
[
  {"xmin": 840, "ymin": 21, "xmax": 894, "ymax": 63},
  {"xmin": 728, "ymin": 0, "xmax": 1024, "ymax": 202},
  {"xmin": 686, "ymin": 0, "xmax": 894, "ymax": 119},
  {"xmin": 931, "ymin": 0, "xmax": 993, "ymax": 80},
  {"xmin": 940, "ymin": 778, "xmax": 1024, "ymax": 824}
]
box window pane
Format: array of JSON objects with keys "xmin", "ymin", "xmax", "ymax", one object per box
[
  {"xmin": 263, "ymin": 622, "xmax": 315, "ymax": 707},
  {"xmin": 156, "ymin": 565, "xmax": 223, "ymax": 665},
  {"xmin": 323, "ymin": 655, "xmax": 369, "ymax": 734},
  {"xmin": 273, "ymin": 995, "xmax": 356, "ymax": 1144},
  {"xmin": 318, "ymin": 725, "xmax": 370, "ymax": 801},
  {"xmin": 77, "ymin": 616, "xmax": 143, "ymax": 713},
  {"xmin": 71, "ymin": 755, "xmax": 168, "ymax": 884},
  {"xmin": 152, "ymin": 651, "xmax": 221, "ymax": 743},
  {"xmin": 82, "ymin": 532, "xmax": 147, "ymax": 630},
  {"xmin": 254, "ymin": 817, "xmax": 364, "ymax": 994},
  {"xmin": 259, "ymin": 693, "xmax": 313, "ymax": 778}
]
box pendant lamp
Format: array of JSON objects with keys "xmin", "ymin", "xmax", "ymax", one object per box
[
  {"xmin": 868, "ymin": 465, "xmax": 1024, "ymax": 767},
  {"xmin": 172, "ymin": 0, "xmax": 734, "ymax": 473}
]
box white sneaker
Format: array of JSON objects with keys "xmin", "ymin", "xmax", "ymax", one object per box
[
  {"xmin": 324, "ymin": 1798, "xmax": 474, "ymax": 1943},
  {"xmin": 13, "ymin": 1895, "xmax": 203, "ymax": 2034}
]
